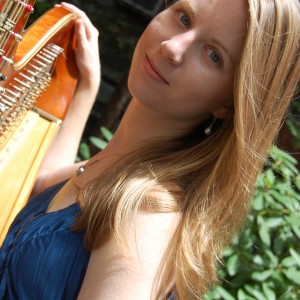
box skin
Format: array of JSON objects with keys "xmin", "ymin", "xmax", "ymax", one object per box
[{"xmin": 34, "ymin": 1, "xmax": 248, "ymax": 299}]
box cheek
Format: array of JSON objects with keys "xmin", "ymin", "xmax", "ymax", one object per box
[
  {"xmin": 180, "ymin": 74, "xmax": 234, "ymax": 112},
  {"xmin": 188, "ymin": 73, "xmax": 226, "ymax": 96},
  {"xmin": 128, "ymin": 37, "xmax": 143, "ymax": 91},
  {"xmin": 139, "ymin": 14, "xmax": 171, "ymax": 48}
]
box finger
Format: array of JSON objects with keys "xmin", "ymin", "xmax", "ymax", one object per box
[
  {"xmin": 74, "ymin": 19, "xmax": 88, "ymax": 51},
  {"xmin": 61, "ymin": 2, "xmax": 98, "ymax": 41},
  {"xmin": 61, "ymin": 2, "xmax": 87, "ymax": 17},
  {"xmin": 60, "ymin": 2, "xmax": 93, "ymax": 26}
]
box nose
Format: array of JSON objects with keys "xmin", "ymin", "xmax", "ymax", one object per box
[{"xmin": 160, "ymin": 33, "xmax": 193, "ymax": 65}]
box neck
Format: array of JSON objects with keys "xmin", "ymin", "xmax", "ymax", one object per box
[
  {"xmin": 102, "ymin": 98, "xmax": 203, "ymax": 156},
  {"xmin": 82, "ymin": 97, "xmax": 205, "ymax": 180}
]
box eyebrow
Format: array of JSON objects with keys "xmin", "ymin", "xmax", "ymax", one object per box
[
  {"xmin": 176, "ymin": 0, "xmax": 196, "ymax": 17},
  {"xmin": 211, "ymin": 38, "xmax": 235, "ymax": 67}
]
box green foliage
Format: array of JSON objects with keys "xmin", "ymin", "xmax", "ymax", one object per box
[
  {"xmin": 286, "ymin": 96, "xmax": 300, "ymax": 150},
  {"xmin": 76, "ymin": 142, "xmax": 91, "ymax": 161},
  {"xmin": 205, "ymin": 145, "xmax": 300, "ymax": 300},
  {"xmin": 285, "ymin": 87, "xmax": 300, "ymax": 150},
  {"xmin": 89, "ymin": 126, "xmax": 113, "ymax": 150},
  {"xmin": 76, "ymin": 126, "xmax": 113, "ymax": 161}
]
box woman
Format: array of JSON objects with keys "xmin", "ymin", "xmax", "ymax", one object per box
[{"xmin": 0, "ymin": 0, "xmax": 299, "ymax": 299}]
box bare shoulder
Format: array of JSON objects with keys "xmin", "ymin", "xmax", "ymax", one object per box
[
  {"xmin": 78, "ymin": 210, "xmax": 181, "ymax": 299},
  {"xmin": 131, "ymin": 210, "xmax": 182, "ymax": 263}
]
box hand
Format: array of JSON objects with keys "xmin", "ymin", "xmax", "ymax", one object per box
[{"xmin": 59, "ymin": 2, "xmax": 101, "ymax": 90}]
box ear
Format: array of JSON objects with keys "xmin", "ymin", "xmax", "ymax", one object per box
[{"xmin": 212, "ymin": 101, "xmax": 234, "ymax": 119}]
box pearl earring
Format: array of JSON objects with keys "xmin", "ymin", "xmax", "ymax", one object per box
[{"xmin": 204, "ymin": 118, "xmax": 217, "ymax": 136}]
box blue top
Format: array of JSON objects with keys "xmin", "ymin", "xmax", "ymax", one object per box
[{"xmin": 0, "ymin": 181, "xmax": 90, "ymax": 300}]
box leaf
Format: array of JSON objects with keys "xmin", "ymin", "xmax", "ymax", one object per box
[
  {"xmin": 294, "ymin": 175, "xmax": 300, "ymax": 190},
  {"xmin": 273, "ymin": 235, "xmax": 287, "ymax": 255},
  {"xmin": 281, "ymin": 256, "xmax": 298, "ymax": 268},
  {"xmin": 264, "ymin": 169, "xmax": 276, "ymax": 188},
  {"xmin": 282, "ymin": 268, "xmax": 300, "ymax": 285},
  {"xmin": 277, "ymin": 287, "xmax": 294, "ymax": 300},
  {"xmin": 203, "ymin": 290, "xmax": 215, "ymax": 300},
  {"xmin": 263, "ymin": 193, "xmax": 277, "ymax": 207},
  {"xmin": 271, "ymin": 270, "xmax": 285, "ymax": 287},
  {"xmin": 269, "ymin": 190, "xmax": 289, "ymax": 205},
  {"xmin": 265, "ymin": 250, "xmax": 279, "ymax": 267},
  {"xmin": 244, "ymin": 285, "xmax": 268, "ymax": 300},
  {"xmin": 269, "ymin": 189, "xmax": 298, "ymax": 210},
  {"xmin": 214, "ymin": 286, "xmax": 235, "ymax": 300},
  {"xmin": 289, "ymin": 248, "xmax": 300, "ymax": 267},
  {"xmin": 286, "ymin": 119, "xmax": 299, "ymax": 137},
  {"xmin": 278, "ymin": 166, "xmax": 294, "ymax": 180},
  {"xmin": 226, "ymin": 254, "xmax": 240, "ymax": 276},
  {"xmin": 252, "ymin": 193, "xmax": 264, "ymax": 210},
  {"xmin": 253, "ymin": 255, "xmax": 264, "ymax": 266},
  {"xmin": 284, "ymin": 196, "xmax": 299, "ymax": 209},
  {"xmin": 257, "ymin": 216, "xmax": 271, "ymax": 246},
  {"xmin": 228, "ymin": 269, "xmax": 248, "ymax": 287},
  {"xmin": 222, "ymin": 247, "xmax": 234, "ymax": 257},
  {"xmin": 78, "ymin": 142, "xmax": 91, "ymax": 160},
  {"xmin": 239, "ymin": 234, "xmax": 253, "ymax": 249},
  {"xmin": 292, "ymin": 226, "xmax": 300, "ymax": 239},
  {"xmin": 282, "ymin": 159, "xmax": 299, "ymax": 175},
  {"xmin": 262, "ymin": 282, "xmax": 276, "ymax": 300},
  {"xmin": 251, "ymin": 270, "xmax": 273, "ymax": 282},
  {"xmin": 265, "ymin": 217, "xmax": 284, "ymax": 228},
  {"xmin": 89, "ymin": 136, "xmax": 108, "ymax": 150},
  {"xmin": 100, "ymin": 126, "xmax": 113, "ymax": 141},
  {"xmin": 238, "ymin": 289, "xmax": 256, "ymax": 300},
  {"xmin": 273, "ymin": 147, "xmax": 298, "ymax": 165},
  {"xmin": 256, "ymin": 173, "xmax": 265, "ymax": 189},
  {"xmin": 217, "ymin": 268, "xmax": 226, "ymax": 281},
  {"xmin": 285, "ymin": 216, "xmax": 300, "ymax": 239}
]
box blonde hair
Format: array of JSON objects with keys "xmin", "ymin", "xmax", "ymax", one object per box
[{"xmin": 74, "ymin": 0, "xmax": 300, "ymax": 298}]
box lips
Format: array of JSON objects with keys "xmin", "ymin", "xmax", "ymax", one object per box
[{"xmin": 144, "ymin": 55, "xmax": 169, "ymax": 85}]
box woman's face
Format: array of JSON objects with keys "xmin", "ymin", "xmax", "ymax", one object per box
[{"xmin": 128, "ymin": 0, "xmax": 248, "ymax": 125}]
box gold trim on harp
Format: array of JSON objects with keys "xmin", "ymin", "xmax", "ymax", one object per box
[{"xmin": 14, "ymin": 11, "xmax": 76, "ymax": 70}]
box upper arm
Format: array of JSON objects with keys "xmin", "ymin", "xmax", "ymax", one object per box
[
  {"xmin": 32, "ymin": 162, "xmax": 84, "ymax": 195},
  {"xmin": 77, "ymin": 212, "xmax": 180, "ymax": 300}
]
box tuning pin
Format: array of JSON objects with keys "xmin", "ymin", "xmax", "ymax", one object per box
[
  {"xmin": 26, "ymin": 5, "xmax": 34, "ymax": 13},
  {"xmin": 1, "ymin": 56, "xmax": 13, "ymax": 65},
  {"xmin": 11, "ymin": 32, "xmax": 22, "ymax": 41},
  {"xmin": 0, "ymin": 74, "xmax": 7, "ymax": 81}
]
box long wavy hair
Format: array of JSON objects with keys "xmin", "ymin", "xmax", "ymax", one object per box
[{"xmin": 74, "ymin": 0, "xmax": 300, "ymax": 298}]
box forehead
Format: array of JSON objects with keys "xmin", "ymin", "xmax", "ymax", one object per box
[{"xmin": 175, "ymin": 0, "xmax": 248, "ymax": 27}]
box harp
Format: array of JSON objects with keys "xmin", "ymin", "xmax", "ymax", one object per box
[{"xmin": 0, "ymin": 1, "xmax": 78, "ymax": 244}]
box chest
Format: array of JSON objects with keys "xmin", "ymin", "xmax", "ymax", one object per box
[{"xmin": 46, "ymin": 179, "xmax": 80, "ymax": 213}]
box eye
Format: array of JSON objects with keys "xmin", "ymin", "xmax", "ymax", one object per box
[
  {"xmin": 179, "ymin": 11, "xmax": 191, "ymax": 27},
  {"xmin": 207, "ymin": 48, "xmax": 222, "ymax": 65}
]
